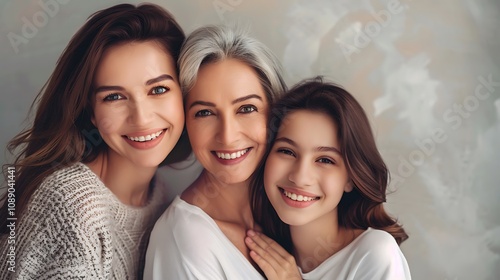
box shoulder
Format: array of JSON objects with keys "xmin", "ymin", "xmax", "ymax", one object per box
[
  {"xmin": 150, "ymin": 196, "xmax": 222, "ymax": 250},
  {"xmin": 36, "ymin": 162, "xmax": 105, "ymax": 198},
  {"xmin": 349, "ymin": 228, "xmax": 411, "ymax": 279},
  {"xmin": 9, "ymin": 164, "xmax": 114, "ymax": 278},
  {"xmin": 145, "ymin": 197, "xmax": 230, "ymax": 279},
  {"xmin": 26, "ymin": 163, "xmax": 112, "ymax": 229},
  {"xmin": 350, "ymin": 228, "xmax": 402, "ymax": 260}
]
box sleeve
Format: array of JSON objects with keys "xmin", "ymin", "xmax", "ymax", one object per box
[
  {"xmin": 144, "ymin": 206, "xmax": 228, "ymax": 280},
  {"xmin": 351, "ymin": 230, "xmax": 412, "ymax": 280},
  {"xmin": 0, "ymin": 180, "xmax": 112, "ymax": 280}
]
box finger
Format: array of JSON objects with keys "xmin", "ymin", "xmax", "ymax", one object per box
[
  {"xmin": 253, "ymin": 231, "xmax": 293, "ymax": 260},
  {"xmin": 245, "ymin": 235, "xmax": 282, "ymax": 270},
  {"xmin": 247, "ymin": 230, "xmax": 293, "ymax": 266},
  {"xmin": 246, "ymin": 235, "xmax": 302, "ymax": 280},
  {"xmin": 248, "ymin": 249, "xmax": 279, "ymax": 279}
]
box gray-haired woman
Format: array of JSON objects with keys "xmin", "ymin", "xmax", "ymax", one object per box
[{"xmin": 144, "ymin": 25, "xmax": 294, "ymax": 280}]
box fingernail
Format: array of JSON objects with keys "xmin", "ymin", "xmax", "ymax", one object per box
[
  {"xmin": 245, "ymin": 237, "xmax": 254, "ymax": 244},
  {"xmin": 248, "ymin": 229, "xmax": 256, "ymax": 236}
]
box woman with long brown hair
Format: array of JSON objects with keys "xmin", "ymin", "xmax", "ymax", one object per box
[
  {"xmin": 0, "ymin": 4, "xmax": 186, "ymax": 279},
  {"xmin": 247, "ymin": 78, "xmax": 411, "ymax": 279}
]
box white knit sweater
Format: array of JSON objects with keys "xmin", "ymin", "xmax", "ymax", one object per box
[{"xmin": 0, "ymin": 162, "xmax": 169, "ymax": 279}]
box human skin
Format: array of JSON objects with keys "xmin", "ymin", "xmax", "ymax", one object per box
[
  {"xmin": 89, "ymin": 40, "xmax": 184, "ymax": 206},
  {"xmin": 181, "ymin": 58, "xmax": 269, "ymax": 262},
  {"xmin": 246, "ymin": 110, "xmax": 362, "ymax": 275}
]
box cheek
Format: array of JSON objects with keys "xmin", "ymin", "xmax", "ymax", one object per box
[
  {"xmin": 322, "ymin": 172, "xmax": 349, "ymax": 195},
  {"xmin": 186, "ymin": 119, "xmax": 208, "ymax": 152},
  {"xmin": 92, "ymin": 107, "xmax": 121, "ymax": 135},
  {"xmin": 160, "ymin": 95, "xmax": 185, "ymax": 125},
  {"xmin": 263, "ymin": 155, "xmax": 281, "ymax": 187},
  {"xmin": 245, "ymin": 116, "xmax": 268, "ymax": 144}
]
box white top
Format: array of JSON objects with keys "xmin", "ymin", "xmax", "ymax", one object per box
[
  {"xmin": 0, "ymin": 162, "xmax": 170, "ymax": 280},
  {"xmin": 144, "ymin": 196, "xmax": 265, "ymax": 280},
  {"xmin": 155, "ymin": 153, "xmax": 203, "ymax": 205},
  {"xmin": 300, "ymin": 228, "xmax": 411, "ymax": 280}
]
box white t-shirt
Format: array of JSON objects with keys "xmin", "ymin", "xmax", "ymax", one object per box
[
  {"xmin": 300, "ymin": 228, "xmax": 411, "ymax": 280},
  {"xmin": 144, "ymin": 196, "xmax": 265, "ymax": 280}
]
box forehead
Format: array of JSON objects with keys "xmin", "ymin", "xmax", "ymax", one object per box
[
  {"xmin": 278, "ymin": 110, "xmax": 340, "ymax": 147},
  {"xmin": 187, "ymin": 58, "xmax": 267, "ymax": 102},
  {"xmin": 94, "ymin": 41, "xmax": 176, "ymax": 85}
]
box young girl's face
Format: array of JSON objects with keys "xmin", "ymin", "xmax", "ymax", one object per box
[
  {"xmin": 264, "ymin": 110, "xmax": 353, "ymax": 227},
  {"xmin": 92, "ymin": 41, "xmax": 184, "ymax": 168}
]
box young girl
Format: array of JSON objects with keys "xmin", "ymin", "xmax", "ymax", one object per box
[
  {"xmin": 0, "ymin": 4, "xmax": 186, "ymax": 279},
  {"xmin": 248, "ymin": 78, "xmax": 411, "ymax": 279}
]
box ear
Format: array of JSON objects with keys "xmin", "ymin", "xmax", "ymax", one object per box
[
  {"xmin": 91, "ymin": 115, "xmax": 96, "ymax": 127},
  {"xmin": 344, "ymin": 180, "xmax": 354, "ymax": 193}
]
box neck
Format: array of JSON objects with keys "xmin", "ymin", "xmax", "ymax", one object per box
[
  {"xmin": 187, "ymin": 169, "xmax": 254, "ymax": 228},
  {"xmin": 290, "ymin": 212, "xmax": 347, "ymax": 273},
  {"xmin": 88, "ymin": 150, "xmax": 157, "ymax": 207}
]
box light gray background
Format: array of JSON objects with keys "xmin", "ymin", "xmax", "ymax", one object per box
[{"xmin": 1, "ymin": 0, "xmax": 499, "ymax": 279}]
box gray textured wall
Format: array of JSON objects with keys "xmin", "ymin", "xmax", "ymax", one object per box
[{"xmin": 1, "ymin": 0, "xmax": 499, "ymax": 279}]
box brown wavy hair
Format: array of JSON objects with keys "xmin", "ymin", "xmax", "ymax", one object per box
[
  {"xmin": 251, "ymin": 77, "xmax": 408, "ymax": 253},
  {"xmin": 0, "ymin": 4, "xmax": 186, "ymax": 233}
]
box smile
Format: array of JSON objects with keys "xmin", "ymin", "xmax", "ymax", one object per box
[
  {"xmin": 215, "ymin": 148, "xmax": 250, "ymax": 160},
  {"xmin": 126, "ymin": 130, "xmax": 164, "ymax": 142},
  {"xmin": 280, "ymin": 188, "xmax": 319, "ymax": 202}
]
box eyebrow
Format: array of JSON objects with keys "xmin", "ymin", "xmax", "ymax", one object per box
[
  {"xmin": 188, "ymin": 94, "xmax": 263, "ymax": 110},
  {"xmin": 274, "ymin": 137, "xmax": 341, "ymax": 155},
  {"xmin": 231, "ymin": 94, "xmax": 263, "ymax": 105},
  {"xmin": 94, "ymin": 74, "xmax": 174, "ymax": 94}
]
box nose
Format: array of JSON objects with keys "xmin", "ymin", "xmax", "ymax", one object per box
[
  {"xmin": 215, "ymin": 114, "xmax": 240, "ymax": 145},
  {"xmin": 288, "ymin": 159, "xmax": 313, "ymax": 187},
  {"xmin": 128, "ymin": 98, "xmax": 153, "ymax": 127}
]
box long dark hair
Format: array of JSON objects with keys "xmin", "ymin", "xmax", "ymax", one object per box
[
  {"xmin": 251, "ymin": 77, "xmax": 408, "ymax": 253},
  {"xmin": 0, "ymin": 4, "xmax": 186, "ymax": 233}
]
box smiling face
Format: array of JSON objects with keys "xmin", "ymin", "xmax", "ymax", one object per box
[
  {"xmin": 185, "ymin": 58, "xmax": 269, "ymax": 184},
  {"xmin": 92, "ymin": 40, "xmax": 184, "ymax": 168},
  {"xmin": 264, "ymin": 110, "xmax": 353, "ymax": 227}
]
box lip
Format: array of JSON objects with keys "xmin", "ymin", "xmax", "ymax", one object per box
[
  {"xmin": 123, "ymin": 128, "xmax": 167, "ymax": 150},
  {"xmin": 211, "ymin": 147, "xmax": 252, "ymax": 165},
  {"xmin": 279, "ymin": 186, "xmax": 319, "ymax": 208}
]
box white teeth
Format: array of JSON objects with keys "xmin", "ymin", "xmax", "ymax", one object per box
[
  {"xmin": 216, "ymin": 149, "xmax": 248, "ymax": 160},
  {"xmin": 127, "ymin": 130, "xmax": 163, "ymax": 142},
  {"xmin": 283, "ymin": 189, "xmax": 317, "ymax": 202}
]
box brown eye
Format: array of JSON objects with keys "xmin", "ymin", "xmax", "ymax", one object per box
[
  {"xmin": 277, "ymin": 148, "xmax": 295, "ymax": 157},
  {"xmin": 195, "ymin": 109, "xmax": 213, "ymax": 117},
  {"xmin": 317, "ymin": 158, "xmax": 334, "ymax": 164}
]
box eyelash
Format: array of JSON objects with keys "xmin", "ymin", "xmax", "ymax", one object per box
[
  {"xmin": 101, "ymin": 85, "xmax": 170, "ymax": 102},
  {"xmin": 103, "ymin": 93, "xmax": 122, "ymax": 102},
  {"xmin": 193, "ymin": 104, "xmax": 258, "ymax": 118},
  {"xmin": 238, "ymin": 105, "xmax": 257, "ymax": 114},
  {"xmin": 194, "ymin": 109, "xmax": 213, "ymax": 117},
  {"xmin": 277, "ymin": 148, "xmax": 295, "ymax": 157},
  {"xmin": 276, "ymin": 148, "xmax": 336, "ymax": 164},
  {"xmin": 317, "ymin": 158, "xmax": 335, "ymax": 164}
]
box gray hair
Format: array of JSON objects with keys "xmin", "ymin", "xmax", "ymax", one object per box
[{"xmin": 178, "ymin": 25, "xmax": 287, "ymax": 104}]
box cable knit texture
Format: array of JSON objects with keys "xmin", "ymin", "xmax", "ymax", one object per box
[{"xmin": 0, "ymin": 162, "xmax": 169, "ymax": 279}]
